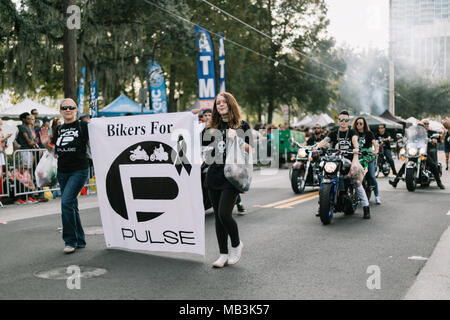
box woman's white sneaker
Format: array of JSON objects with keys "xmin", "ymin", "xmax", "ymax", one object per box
[
  {"xmin": 212, "ymin": 254, "xmax": 229, "ymax": 268},
  {"xmin": 228, "ymin": 241, "xmax": 243, "ymax": 265},
  {"xmin": 63, "ymin": 246, "xmax": 76, "ymax": 254}
]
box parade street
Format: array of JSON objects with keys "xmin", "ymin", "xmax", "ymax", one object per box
[{"xmin": 1, "ymin": 157, "xmax": 449, "ymax": 300}]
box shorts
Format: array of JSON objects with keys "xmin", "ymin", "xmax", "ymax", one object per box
[
  {"xmin": 20, "ymin": 151, "xmax": 33, "ymax": 168},
  {"xmin": 445, "ymin": 144, "xmax": 450, "ymax": 153}
]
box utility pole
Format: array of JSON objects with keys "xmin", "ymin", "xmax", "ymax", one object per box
[
  {"xmin": 389, "ymin": 0, "xmax": 395, "ymax": 115},
  {"xmin": 64, "ymin": 0, "xmax": 77, "ymax": 102}
]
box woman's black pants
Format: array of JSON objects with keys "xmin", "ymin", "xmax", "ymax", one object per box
[{"xmin": 208, "ymin": 188, "xmax": 240, "ymax": 254}]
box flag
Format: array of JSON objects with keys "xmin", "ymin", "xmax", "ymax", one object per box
[
  {"xmin": 148, "ymin": 61, "xmax": 168, "ymax": 113},
  {"xmin": 195, "ymin": 26, "xmax": 216, "ymax": 109}
]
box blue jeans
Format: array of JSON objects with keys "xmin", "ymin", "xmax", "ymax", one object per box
[
  {"xmin": 57, "ymin": 168, "xmax": 89, "ymax": 248},
  {"xmin": 384, "ymin": 149, "xmax": 397, "ymax": 175},
  {"xmin": 367, "ymin": 161, "xmax": 379, "ymax": 197}
]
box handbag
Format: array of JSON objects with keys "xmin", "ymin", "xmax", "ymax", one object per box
[{"xmin": 224, "ymin": 137, "xmax": 253, "ymax": 193}]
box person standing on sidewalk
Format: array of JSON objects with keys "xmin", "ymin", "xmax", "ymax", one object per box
[
  {"xmin": 201, "ymin": 92, "xmax": 253, "ymax": 268},
  {"xmin": 40, "ymin": 98, "xmax": 90, "ymax": 254}
]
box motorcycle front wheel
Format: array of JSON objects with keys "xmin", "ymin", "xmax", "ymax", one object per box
[
  {"xmin": 291, "ymin": 169, "xmax": 306, "ymax": 194},
  {"xmin": 319, "ymin": 183, "xmax": 334, "ymax": 225},
  {"xmin": 405, "ymin": 167, "xmax": 416, "ymax": 192}
]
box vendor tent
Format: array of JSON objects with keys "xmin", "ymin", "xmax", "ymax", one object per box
[
  {"xmin": 98, "ymin": 94, "xmax": 155, "ymax": 117},
  {"xmin": 350, "ymin": 113, "xmax": 402, "ymax": 129},
  {"xmin": 429, "ymin": 120, "xmax": 445, "ymax": 133},
  {"xmin": 293, "ymin": 114, "xmax": 334, "ymax": 128},
  {"xmin": 0, "ymin": 99, "xmax": 60, "ymax": 119},
  {"xmin": 406, "ymin": 117, "xmax": 419, "ymax": 125},
  {"xmin": 379, "ymin": 109, "xmax": 407, "ymax": 125}
]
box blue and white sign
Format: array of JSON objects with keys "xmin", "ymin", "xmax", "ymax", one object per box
[
  {"xmin": 77, "ymin": 67, "xmax": 86, "ymax": 117},
  {"xmin": 219, "ymin": 33, "xmax": 226, "ymax": 93},
  {"xmin": 195, "ymin": 26, "xmax": 216, "ymax": 109},
  {"xmin": 148, "ymin": 61, "xmax": 168, "ymax": 114},
  {"xmin": 89, "ymin": 77, "xmax": 98, "ymax": 118}
]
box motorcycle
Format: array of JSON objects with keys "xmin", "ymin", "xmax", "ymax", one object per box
[
  {"xmin": 402, "ymin": 125, "xmax": 442, "ymax": 191},
  {"xmin": 130, "ymin": 145, "xmax": 150, "ymax": 161},
  {"xmin": 375, "ymin": 137, "xmax": 391, "ymax": 177},
  {"xmin": 317, "ymin": 149, "xmax": 361, "ymax": 225},
  {"xmin": 288, "ymin": 138, "xmax": 322, "ymax": 194},
  {"xmin": 150, "ymin": 144, "xmax": 169, "ymax": 162}
]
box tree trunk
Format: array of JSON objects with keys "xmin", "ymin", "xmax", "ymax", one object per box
[
  {"xmin": 168, "ymin": 63, "xmax": 177, "ymax": 113},
  {"xmin": 63, "ymin": 0, "xmax": 77, "ymax": 102}
]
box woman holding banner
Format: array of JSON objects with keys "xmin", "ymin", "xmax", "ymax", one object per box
[
  {"xmin": 200, "ymin": 92, "xmax": 253, "ymax": 268},
  {"xmin": 41, "ymin": 98, "xmax": 90, "ymax": 254}
]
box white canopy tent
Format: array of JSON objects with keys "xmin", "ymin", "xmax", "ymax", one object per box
[
  {"xmin": 293, "ymin": 114, "xmax": 334, "ymax": 128},
  {"xmin": 406, "ymin": 117, "xmax": 419, "ymax": 125},
  {"xmin": 428, "ymin": 120, "xmax": 445, "ymax": 133},
  {"xmin": 0, "ymin": 99, "xmax": 60, "ymax": 119}
]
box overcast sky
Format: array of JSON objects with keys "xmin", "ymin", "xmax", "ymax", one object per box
[{"xmin": 325, "ymin": 0, "xmax": 389, "ymax": 52}]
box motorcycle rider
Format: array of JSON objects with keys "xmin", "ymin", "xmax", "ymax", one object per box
[
  {"xmin": 375, "ymin": 124, "xmax": 397, "ymax": 176},
  {"xmin": 389, "ymin": 120, "xmax": 445, "ymax": 189},
  {"xmin": 352, "ymin": 116, "xmax": 381, "ymax": 204},
  {"xmin": 314, "ymin": 110, "xmax": 371, "ymax": 219},
  {"xmin": 306, "ymin": 124, "xmax": 325, "ymax": 146}
]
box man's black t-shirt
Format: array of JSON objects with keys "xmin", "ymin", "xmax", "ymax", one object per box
[
  {"xmin": 201, "ymin": 120, "xmax": 253, "ymax": 191},
  {"xmin": 375, "ymin": 132, "xmax": 391, "ymax": 150},
  {"xmin": 327, "ymin": 129, "xmax": 357, "ymax": 151},
  {"xmin": 357, "ymin": 131, "xmax": 375, "ymax": 149},
  {"xmin": 307, "ymin": 134, "xmax": 324, "ymax": 146},
  {"xmin": 50, "ymin": 120, "xmax": 89, "ymax": 173}
]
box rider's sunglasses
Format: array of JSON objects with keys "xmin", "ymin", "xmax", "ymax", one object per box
[
  {"xmin": 356, "ymin": 122, "xmax": 364, "ymax": 126},
  {"xmin": 339, "ymin": 118, "xmax": 350, "ymax": 122},
  {"xmin": 314, "ymin": 127, "xmax": 321, "ymax": 130},
  {"xmin": 60, "ymin": 105, "xmax": 77, "ymax": 111}
]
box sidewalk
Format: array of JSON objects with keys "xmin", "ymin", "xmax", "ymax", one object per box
[
  {"xmin": 0, "ymin": 194, "xmax": 99, "ymax": 223},
  {"xmin": 403, "ymin": 151, "xmax": 450, "ymax": 299}
]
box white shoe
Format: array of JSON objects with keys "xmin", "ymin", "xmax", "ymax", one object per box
[
  {"xmin": 375, "ymin": 196, "xmax": 381, "ymax": 205},
  {"xmin": 212, "ymin": 254, "xmax": 229, "ymax": 268},
  {"xmin": 63, "ymin": 246, "xmax": 76, "ymax": 254},
  {"xmin": 228, "ymin": 241, "xmax": 243, "ymax": 265}
]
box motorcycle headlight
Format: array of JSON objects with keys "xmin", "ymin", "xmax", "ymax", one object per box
[
  {"xmin": 419, "ymin": 147, "xmax": 426, "ymax": 155},
  {"xmin": 400, "ymin": 148, "xmax": 405, "ymax": 155},
  {"xmin": 298, "ymin": 149, "xmax": 307, "ymax": 158},
  {"xmin": 324, "ymin": 162, "xmax": 337, "ymax": 173},
  {"xmin": 408, "ymin": 147, "xmax": 417, "ymax": 156}
]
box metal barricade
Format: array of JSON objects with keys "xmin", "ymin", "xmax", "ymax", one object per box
[
  {"xmin": 11, "ymin": 149, "xmax": 96, "ymax": 200},
  {"xmin": 0, "ymin": 150, "xmax": 9, "ymax": 207}
]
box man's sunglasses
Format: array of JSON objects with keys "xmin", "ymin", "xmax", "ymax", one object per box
[
  {"xmin": 339, "ymin": 118, "xmax": 350, "ymax": 122},
  {"xmin": 60, "ymin": 106, "xmax": 77, "ymax": 111}
]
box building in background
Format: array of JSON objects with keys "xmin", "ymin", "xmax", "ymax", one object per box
[{"xmin": 390, "ymin": 0, "xmax": 450, "ymax": 79}]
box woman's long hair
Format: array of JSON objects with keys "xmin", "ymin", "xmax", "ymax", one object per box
[
  {"xmin": 207, "ymin": 92, "xmax": 241, "ymax": 129},
  {"xmin": 351, "ymin": 116, "xmax": 370, "ymax": 133}
]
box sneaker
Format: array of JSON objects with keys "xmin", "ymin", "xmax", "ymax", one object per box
[
  {"xmin": 27, "ymin": 197, "xmax": 38, "ymax": 204},
  {"xmin": 228, "ymin": 241, "xmax": 244, "ymax": 265},
  {"xmin": 63, "ymin": 246, "xmax": 76, "ymax": 254},
  {"xmin": 375, "ymin": 196, "xmax": 381, "ymax": 205},
  {"xmin": 212, "ymin": 254, "xmax": 229, "ymax": 268},
  {"xmin": 437, "ymin": 182, "xmax": 445, "ymax": 190},
  {"xmin": 37, "ymin": 198, "xmax": 49, "ymax": 203},
  {"xmin": 14, "ymin": 199, "xmax": 26, "ymax": 205},
  {"xmin": 236, "ymin": 203, "xmax": 246, "ymax": 215}
]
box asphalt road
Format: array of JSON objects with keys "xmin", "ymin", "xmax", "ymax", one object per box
[{"xmin": 0, "ymin": 158, "xmax": 449, "ymax": 300}]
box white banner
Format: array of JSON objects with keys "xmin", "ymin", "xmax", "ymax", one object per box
[{"xmin": 89, "ymin": 112, "xmax": 204, "ymax": 256}]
